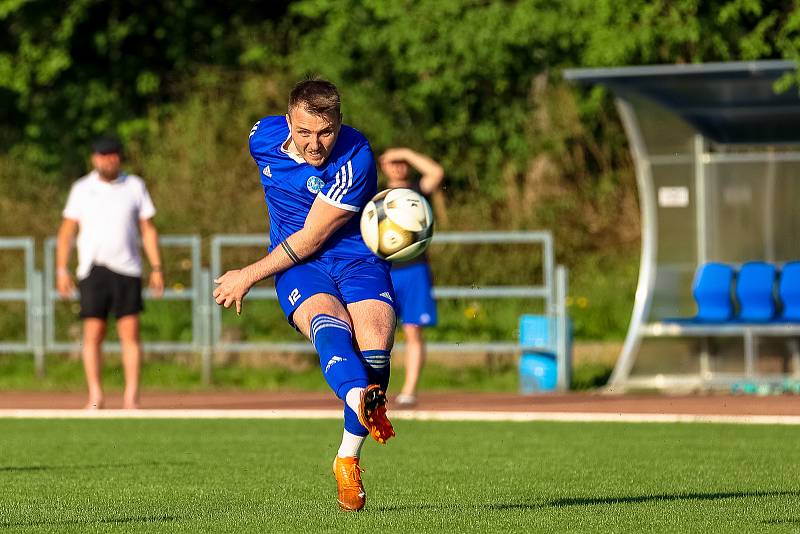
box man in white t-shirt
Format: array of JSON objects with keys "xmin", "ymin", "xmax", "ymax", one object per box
[{"xmin": 56, "ymin": 136, "xmax": 164, "ymax": 410}]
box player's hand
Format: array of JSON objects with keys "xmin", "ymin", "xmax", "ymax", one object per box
[
  {"xmin": 379, "ymin": 147, "xmax": 410, "ymax": 164},
  {"xmin": 149, "ymin": 271, "xmax": 165, "ymax": 298},
  {"xmin": 213, "ymin": 269, "xmax": 252, "ymax": 315},
  {"xmin": 56, "ymin": 270, "xmax": 75, "ymax": 298}
]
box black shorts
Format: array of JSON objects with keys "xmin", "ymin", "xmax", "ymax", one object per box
[{"xmin": 78, "ymin": 265, "xmax": 144, "ymax": 319}]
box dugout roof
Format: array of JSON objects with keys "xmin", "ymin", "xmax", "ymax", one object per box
[
  {"xmin": 564, "ymin": 60, "xmax": 800, "ymax": 390},
  {"xmin": 565, "ymin": 60, "xmax": 800, "ymax": 145}
]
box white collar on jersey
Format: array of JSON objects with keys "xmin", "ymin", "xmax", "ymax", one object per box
[
  {"xmin": 90, "ymin": 169, "xmax": 127, "ymax": 184},
  {"xmin": 280, "ymin": 116, "xmax": 307, "ymax": 164}
]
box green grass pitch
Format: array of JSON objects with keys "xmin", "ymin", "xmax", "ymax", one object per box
[{"xmin": 1, "ymin": 418, "xmax": 799, "ymax": 533}]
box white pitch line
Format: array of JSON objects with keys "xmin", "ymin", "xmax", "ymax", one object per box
[
  {"xmin": 0, "ymin": 409, "xmax": 343, "ymax": 420},
  {"xmin": 0, "ymin": 409, "xmax": 799, "ymax": 425}
]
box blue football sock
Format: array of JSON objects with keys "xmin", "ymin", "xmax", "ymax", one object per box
[
  {"xmin": 360, "ymin": 349, "xmax": 391, "ymax": 392},
  {"xmin": 310, "ymin": 314, "xmax": 369, "ymax": 401},
  {"xmin": 343, "ymin": 405, "xmax": 367, "ymax": 436}
]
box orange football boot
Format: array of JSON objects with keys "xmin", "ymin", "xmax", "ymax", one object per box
[
  {"xmin": 332, "ymin": 455, "xmax": 366, "ymax": 511},
  {"xmin": 358, "ymin": 384, "xmax": 395, "ymax": 444}
]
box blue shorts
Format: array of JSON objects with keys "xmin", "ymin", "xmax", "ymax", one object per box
[
  {"xmin": 390, "ymin": 262, "xmax": 437, "ymax": 327},
  {"xmin": 275, "ymin": 256, "xmax": 396, "ymax": 327}
]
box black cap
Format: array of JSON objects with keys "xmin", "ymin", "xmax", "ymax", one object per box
[{"xmin": 91, "ymin": 135, "xmax": 123, "ymax": 155}]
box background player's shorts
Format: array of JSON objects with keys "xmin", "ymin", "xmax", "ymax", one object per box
[
  {"xmin": 78, "ymin": 265, "xmax": 143, "ymax": 319},
  {"xmin": 275, "ymin": 256, "xmax": 395, "ymax": 327},
  {"xmin": 391, "ymin": 262, "xmax": 437, "ymax": 327}
]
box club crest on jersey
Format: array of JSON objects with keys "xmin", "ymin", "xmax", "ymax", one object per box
[{"xmin": 306, "ymin": 176, "xmax": 324, "ymax": 193}]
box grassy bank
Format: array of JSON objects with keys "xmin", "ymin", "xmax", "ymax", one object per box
[
  {"xmin": 0, "ymin": 354, "xmax": 612, "ymax": 393},
  {"xmin": 0, "ymin": 70, "xmax": 640, "ymax": 349}
]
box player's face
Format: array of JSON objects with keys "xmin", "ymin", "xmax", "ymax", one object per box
[
  {"xmin": 91, "ymin": 152, "xmax": 121, "ymax": 180},
  {"xmin": 382, "ymin": 160, "xmax": 409, "ymax": 186},
  {"xmin": 287, "ymin": 107, "xmax": 341, "ymax": 167}
]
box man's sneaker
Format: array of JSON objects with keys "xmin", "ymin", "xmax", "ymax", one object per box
[
  {"xmin": 395, "ymin": 393, "xmax": 417, "ymax": 408},
  {"xmin": 358, "ymin": 384, "xmax": 396, "ymax": 444},
  {"xmin": 332, "ymin": 456, "xmax": 366, "ymax": 511}
]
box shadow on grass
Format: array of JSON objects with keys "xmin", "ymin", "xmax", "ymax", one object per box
[
  {"xmin": 541, "ymin": 490, "xmax": 800, "ymax": 508},
  {"xmin": 375, "ymin": 489, "xmax": 800, "ymax": 512},
  {"xmin": 760, "ymin": 518, "xmax": 800, "ymax": 525},
  {"xmin": 0, "ymin": 460, "xmax": 195, "ymax": 473},
  {"xmin": 1, "ymin": 515, "xmax": 179, "ymax": 528}
]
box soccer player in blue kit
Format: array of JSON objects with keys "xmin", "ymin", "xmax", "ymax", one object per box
[{"xmin": 213, "ymin": 80, "xmax": 395, "ymax": 512}]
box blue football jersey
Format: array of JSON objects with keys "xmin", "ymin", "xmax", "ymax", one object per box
[{"xmin": 249, "ymin": 115, "xmax": 378, "ymax": 259}]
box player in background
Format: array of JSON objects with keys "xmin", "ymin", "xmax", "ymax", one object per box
[
  {"xmin": 56, "ymin": 136, "xmax": 164, "ymax": 410},
  {"xmin": 379, "ymin": 148, "xmax": 443, "ymax": 407},
  {"xmin": 213, "ymin": 80, "xmax": 396, "ymax": 512}
]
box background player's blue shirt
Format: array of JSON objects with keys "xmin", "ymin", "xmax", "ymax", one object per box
[{"xmin": 249, "ymin": 115, "xmax": 378, "ymax": 260}]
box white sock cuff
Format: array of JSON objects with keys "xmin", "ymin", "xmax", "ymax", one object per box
[
  {"xmin": 338, "ymin": 428, "xmax": 367, "ymax": 458},
  {"xmin": 345, "ymin": 387, "xmax": 364, "ymax": 414}
]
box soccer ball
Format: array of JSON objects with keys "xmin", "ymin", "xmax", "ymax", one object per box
[{"xmin": 360, "ymin": 188, "xmax": 434, "ymax": 261}]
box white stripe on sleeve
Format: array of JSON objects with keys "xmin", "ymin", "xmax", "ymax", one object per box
[
  {"xmin": 327, "ymin": 165, "xmax": 345, "ymax": 200},
  {"xmin": 335, "ymin": 160, "xmax": 354, "ymax": 202}
]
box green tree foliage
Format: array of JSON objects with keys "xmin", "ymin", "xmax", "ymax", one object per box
[
  {"xmin": 281, "ymin": 0, "xmax": 800, "ymax": 255},
  {"xmin": 3, "ymin": 0, "xmax": 800, "ymax": 340},
  {"xmin": 287, "ymin": 0, "xmax": 581, "ymax": 195},
  {"xmin": 2, "ymin": 0, "xmax": 799, "ymax": 184},
  {"xmin": 0, "ymin": 0, "xmax": 289, "ymax": 178},
  {"xmin": 285, "ymin": 0, "xmax": 798, "ymax": 185}
]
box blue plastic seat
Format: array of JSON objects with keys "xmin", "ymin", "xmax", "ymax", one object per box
[
  {"xmin": 779, "ymin": 261, "xmax": 800, "ymax": 322},
  {"xmin": 692, "ymin": 263, "xmax": 735, "ymax": 322},
  {"xmin": 735, "ymin": 261, "xmax": 776, "ymax": 322}
]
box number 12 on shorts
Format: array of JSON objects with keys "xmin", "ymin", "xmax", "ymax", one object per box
[{"xmin": 288, "ymin": 288, "xmax": 301, "ymax": 306}]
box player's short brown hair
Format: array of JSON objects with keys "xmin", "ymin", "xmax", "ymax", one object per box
[{"xmin": 288, "ymin": 79, "xmax": 341, "ymax": 118}]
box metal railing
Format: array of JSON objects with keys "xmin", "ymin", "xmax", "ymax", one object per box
[
  {"xmin": 43, "ymin": 235, "xmax": 206, "ymax": 356},
  {"xmin": 209, "ymin": 231, "xmax": 570, "ymax": 389},
  {"xmin": 0, "ymin": 238, "xmax": 44, "ymax": 375},
  {"xmin": 3, "ymin": 232, "xmax": 570, "ymax": 389}
]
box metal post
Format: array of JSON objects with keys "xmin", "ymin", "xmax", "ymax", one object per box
[
  {"xmin": 22, "ymin": 240, "xmax": 36, "ymax": 363},
  {"xmin": 743, "ymin": 329, "xmax": 756, "ymax": 377},
  {"xmin": 32, "ymin": 270, "xmax": 46, "ymax": 377},
  {"xmin": 788, "ymin": 339, "xmax": 800, "ymax": 377},
  {"xmin": 694, "ymin": 135, "xmax": 708, "ymax": 265},
  {"xmin": 199, "ymin": 269, "xmax": 213, "ymax": 385},
  {"xmin": 189, "ymin": 235, "xmax": 203, "ymax": 351},
  {"xmin": 542, "ymin": 233, "xmax": 557, "ymax": 354},
  {"xmin": 699, "ymin": 337, "xmax": 711, "ymax": 381},
  {"xmin": 543, "ymin": 233, "xmax": 555, "ymax": 316},
  {"xmin": 43, "ymin": 237, "xmax": 57, "ymax": 350},
  {"xmin": 608, "ymin": 98, "xmax": 658, "ymax": 391},
  {"xmin": 555, "ymin": 265, "xmax": 570, "ymax": 391},
  {"xmin": 764, "ymin": 148, "xmax": 776, "ymax": 262},
  {"xmin": 210, "ymin": 236, "xmax": 222, "ymax": 358}
]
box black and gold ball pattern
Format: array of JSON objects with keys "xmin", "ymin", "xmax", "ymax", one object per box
[
  {"xmin": 377, "ymin": 217, "xmax": 415, "ymax": 255},
  {"xmin": 360, "ymin": 188, "xmax": 434, "ymax": 262}
]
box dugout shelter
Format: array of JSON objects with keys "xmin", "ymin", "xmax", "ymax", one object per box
[{"xmin": 565, "ymin": 60, "xmax": 800, "ymax": 391}]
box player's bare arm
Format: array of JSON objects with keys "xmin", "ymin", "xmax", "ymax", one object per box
[
  {"xmin": 55, "ymin": 218, "xmax": 78, "ymax": 297},
  {"xmin": 213, "ymin": 197, "xmax": 354, "ymax": 313},
  {"xmin": 139, "ymin": 217, "xmax": 164, "ymax": 298},
  {"xmin": 380, "ymin": 147, "xmax": 444, "ymax": 194}
]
